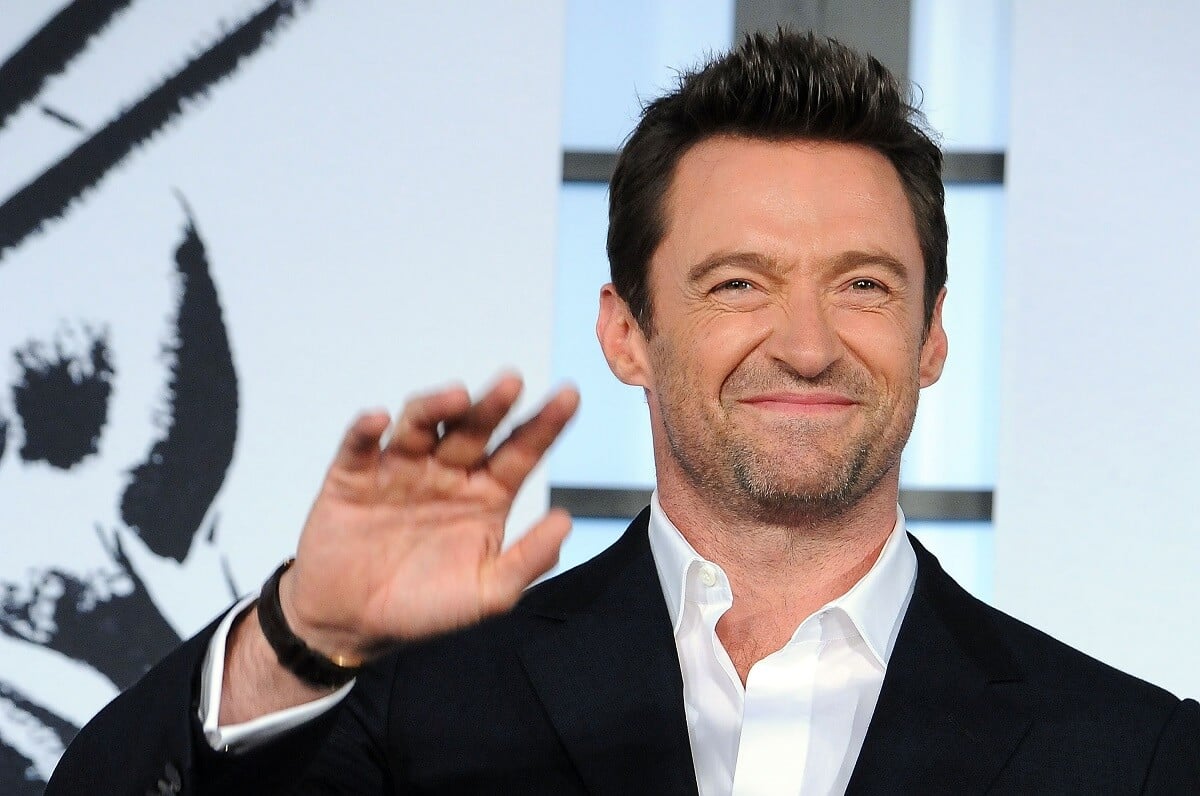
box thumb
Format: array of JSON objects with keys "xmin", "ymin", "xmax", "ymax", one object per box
[{"xmin": 482, "ymin": 509, "xmax": 572, "ymax": 614}]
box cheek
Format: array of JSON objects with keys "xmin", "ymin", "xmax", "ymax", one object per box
[
  {"xmin": 835, "ymin": 312, "xmax": 921, "ymax": 377},
  {"xmin": 673, "ymin": 311, "xmax": 772, "ymax": 390}
]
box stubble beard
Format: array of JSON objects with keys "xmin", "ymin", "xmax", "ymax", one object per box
[{"xmin": 656, "ymin": 361, "xmax": 918, "ymax": 526}]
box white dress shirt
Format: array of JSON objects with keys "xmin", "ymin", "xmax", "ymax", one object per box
[
  {"xmin": 201, "ymin": 498, "xmax": 916, "ymax": 795},
  {"xmin": 647, "ymin": 494, "xmax": 916, "ymax": 796},
  {"xmin": 199, "ymin": 596, "xmax": 354, "ymax": 752}
]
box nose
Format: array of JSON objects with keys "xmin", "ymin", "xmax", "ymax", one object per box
[{"xmin": 762, "ymin": 287, "xmax": 844, "ymax": 379}]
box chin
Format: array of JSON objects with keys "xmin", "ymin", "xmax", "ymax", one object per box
[{"xmin": 729, "ymin": 444, "xmax": 880, "ymax": 513}]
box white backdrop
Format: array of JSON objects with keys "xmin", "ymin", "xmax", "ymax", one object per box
[
  {"xmin": 997, "ymin": 0, "xmax": 1200, "ymax": 700},
  {"xmin": 0, "ymin": 1, "xmax": 565, "ymax": 786}
]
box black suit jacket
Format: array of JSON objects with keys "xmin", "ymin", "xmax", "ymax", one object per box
[{"xmin": 49, "ymin": 509, "xmax": 1200, "ymax": 794}]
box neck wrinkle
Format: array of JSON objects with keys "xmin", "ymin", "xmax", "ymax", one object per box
[{"xmin": 654, "ymin": 468, "xmax": 899, "ymax": 632}]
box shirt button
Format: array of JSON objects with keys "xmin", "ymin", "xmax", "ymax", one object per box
[{"xmin": 699, "ymin": 564, "xmax": 718, "ymax": 587}]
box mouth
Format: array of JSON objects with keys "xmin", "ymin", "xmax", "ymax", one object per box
[{"xmin": 737, "ymin": 391, "xmax": 858, "ymax": 415}]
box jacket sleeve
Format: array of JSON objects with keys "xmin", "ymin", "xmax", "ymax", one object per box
[{"xmin": 44, "ymin": 611, "xmax": 357, "ymax": 795}]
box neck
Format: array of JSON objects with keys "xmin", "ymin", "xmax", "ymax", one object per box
[{"xmin": 656, "ymin": 469, "xmax": 899, "ymax": 681}]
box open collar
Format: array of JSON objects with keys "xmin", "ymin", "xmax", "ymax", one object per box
[
  {"xmin": 516, "ymin": 511, "xmax": 1032, "ymax": 795},
  {"xmin": 647, "ymin": 493, "xmax": 915, "ymax": 666}
]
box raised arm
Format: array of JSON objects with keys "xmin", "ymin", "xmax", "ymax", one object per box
[{"xmin": 221, "ymin": 373, "xmax": 580, "ymax": 723}]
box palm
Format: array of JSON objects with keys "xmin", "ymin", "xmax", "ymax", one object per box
[{"xmin": 286, "ymin": 375, "xmax": 578, "ymax": 660}]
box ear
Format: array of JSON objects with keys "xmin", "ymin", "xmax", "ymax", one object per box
[
  {"xmin": 596, "ymin": 284, "xmax": 652, "ymax": 388},
  {"xmin": 918, "ymin": 287, "xmax": 949, "ymax": 388}
]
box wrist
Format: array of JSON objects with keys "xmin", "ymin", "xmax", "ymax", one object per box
[
  {"xmin": 220, "ymin": 604, "xmax": 330, "ymax": 725},
  {"xmin": 259, "ymin": 559, "xmax": 362, "ymax": 689},
  {"xmin": 276, "ymin": 563, "xmax": 368, "ymax": 663}
]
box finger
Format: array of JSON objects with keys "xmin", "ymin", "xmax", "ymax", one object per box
[
  {"xmin": 487, "ymin": 386, "xmax": 580, "ymax": 493},
  {"xmin": 483, "ymin": 508, "xmax": 572, "ymax": 614},
  {"xmin": 386, "ymin": 385, "xmax": 472, "ymax": 457},
  {"xmin": 331, "ymin": 410, "xmax": 391, "ymax": 473},
  {"xmin": 434, "ymin": 373, "xmax": 523, "ymax": 468}
]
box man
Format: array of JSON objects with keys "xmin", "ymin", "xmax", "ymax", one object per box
[{"xmin": 49, "ymin": 30, "xmax": 1199, "ymax": 794}]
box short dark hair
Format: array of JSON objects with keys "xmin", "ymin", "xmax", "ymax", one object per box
[{"xmin": 607, "ymin": 29, "xmax": 946, "ymax": 333}]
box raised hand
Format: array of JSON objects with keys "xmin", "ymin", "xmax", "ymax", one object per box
[{"xmin": 276, "ymin": 373, "xmax": 579, "ymax": 666}]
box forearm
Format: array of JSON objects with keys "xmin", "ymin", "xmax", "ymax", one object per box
[{"xmin": 220, "ymin": 603, "xmax": 335, "ymax": 725}]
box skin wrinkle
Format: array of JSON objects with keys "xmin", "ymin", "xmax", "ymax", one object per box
[
  {"xmin": 649, "ymin": 139, "xmax": 929, "ymax": 525},
  {"xmin": 658, "ymin": 142, "xmax": 918, "ymax": 320},
  {"xmin": 598, "ymin": 136, "xmax": 947, "ymax": 675}
]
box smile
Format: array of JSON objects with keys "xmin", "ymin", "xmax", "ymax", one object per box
[{"xmin": 737, "ymin": 392, "xmax": 858, "ymax": 414}]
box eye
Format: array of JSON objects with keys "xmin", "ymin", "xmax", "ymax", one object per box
[
  {"xmin": 714, "ymin": 279, "xmax": 754, "ymax": 293},
  {"xmin": 849, "ymin": 278, "xmax": 886, "ymax": 292}
]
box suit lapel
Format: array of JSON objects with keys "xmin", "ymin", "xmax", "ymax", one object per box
[
  {"xmin": 517, "ymin": 510, "xmax": 699, "ymax": 796},
  {"xmin": 516, "ymin": 518, "xmax": 1031, "ymax": 794},
  {"xmin": 846, "ymin": 536, "xmax": 1031, "ymax": 794}
]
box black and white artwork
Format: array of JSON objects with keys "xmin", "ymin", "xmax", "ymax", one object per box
[
  {"xmin": 0, "ymin": 1, "xmax": 562, "ymax": 788},
  {"xmin": 0, "ymin": 2, "xmax": 309, "ymax": 787},
  {"xmin": 0, "ymin": 205, "xmax": 238, "ymax": 788}
]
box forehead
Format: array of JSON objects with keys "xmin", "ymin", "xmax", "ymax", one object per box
[{"xmin": 652, "ymin": 136, "xmax": 924, "ymax": 283}]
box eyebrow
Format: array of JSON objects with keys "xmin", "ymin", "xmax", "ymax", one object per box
[
  {"xmin": 685, "ymin": 252, "xmax": 782, "ymax": 285},
  {"xmin": 685, "ymin": 249, "xmax": 914, "ymax": 285},
  {"xmin": 827, "ymin": 250, "xmax": 913, "ymax": 284}
]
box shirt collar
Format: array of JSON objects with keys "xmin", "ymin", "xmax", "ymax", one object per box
[
  {"xmin": 830, "ymin": 506, "xmax": 917, "ymax": 665},
  {"xmin": 647, "ymin": 492, "xmax": 704, "ymax": 635},
  {"xmin": 647, "ymin": 492, "xmax": 916, "ymax": 666}
]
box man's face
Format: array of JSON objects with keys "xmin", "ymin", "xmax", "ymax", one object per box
[{"xmin": 600, "ymin": 136, "xmax": 947, "ymax": 521}]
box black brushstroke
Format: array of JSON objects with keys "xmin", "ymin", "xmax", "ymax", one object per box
[
  {"xmin": 0, "ymin": 0, "xmax": 313, "ymax": 260},
  {"xmin": 0, "ymin": 740, "xmax": 42, "ymax": 796},
  {"xmin": 12, "ymin": 330, "xmax": 114, "ymax": 469},
  {"xmin": 220, "ymin": 553, "xmax": 240, "ymax": 601},
  {"xmin": 40, "ymin": 105, "xmax": 86, "ymax": 131},
  {"xmin": 0, "ymin": 531, "xmax": 181, "ymax": 689},
  {"xmin": 0, "ymin": 417, "xmax": 8, "ymax": 461},
  {"xmin": 0, "ymin": 681, "xmax": 79, "ymax": 751},
  {"xmin": 0, "ymin": 682, "xmax": 77, "ymax": 792},
  {"xmin": 120, "ymin": 207, "xmax": 238, "ymax": 562},
  {"xmin": 0, "ymin": 202, "xmax": 238, "ymax": 786},
  {"xmin": 211, "ymin": 518, "xmax": 243, "ymax": 599},
  {"xmin": 0, "ymin": 0, "xmax": 135, "ymax": 132}
]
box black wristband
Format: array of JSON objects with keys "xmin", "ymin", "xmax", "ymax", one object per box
[{"xmin": 257, "ymin": 558, "xmax": 361, "ymax": 689}]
